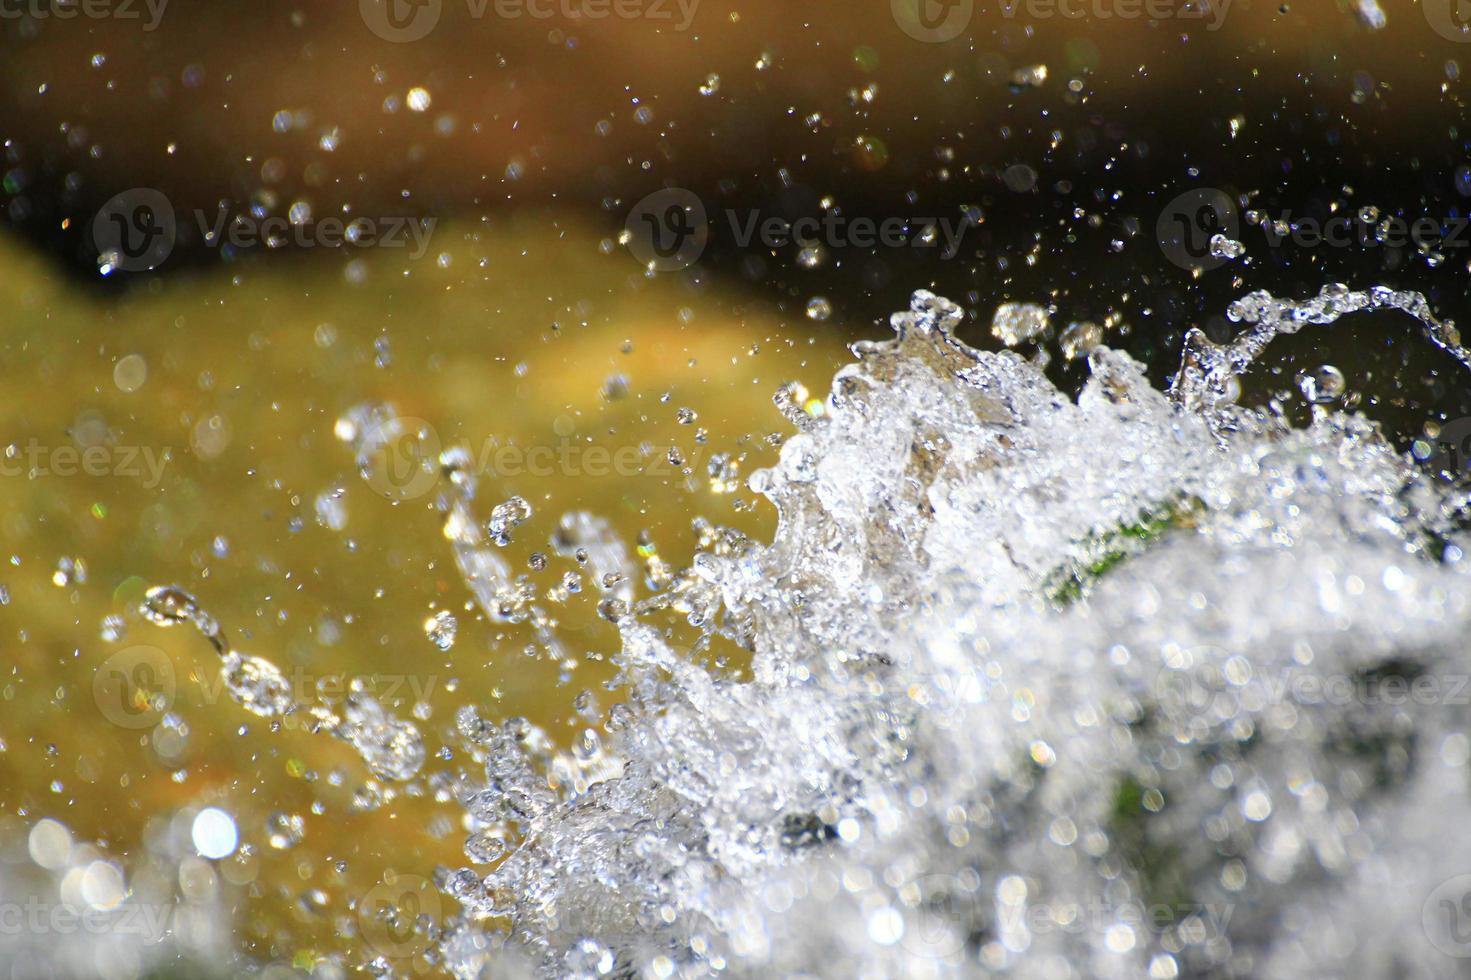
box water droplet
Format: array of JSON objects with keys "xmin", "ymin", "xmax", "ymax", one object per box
[
  {"xmin": 99, "ymin": 614, "xmax": 127, "ymax": 643},
  {"xmin": 488, "ymin": 497, "xmax": 532, "ymax": 546},
  {"xmin": 1060, "ymin": 321, "xmax": 1104, "ymax": 360},
  {"xmin": 1209, "ymin": 233, "xmax": 1246, "ymax": 260},
  {"xmin": 991, "ymin": 302, "xmax": 1050, "ymax": 346},
  {"xmin": 113, "ymin": 353, "xmax": 147, "ymax": 392},
  {"xmin": 1298, "ymin": 364, "xmax": 1347, "ymax": 403},
  {"xmin": 1009, "ymin": 64, "xmax": 1048, "ymax": 89},
  {"xmin": 425, "ymin": 610, "xmax": 458, "ymax": 651},
  {"xmin": 266, "ymin": 811, "xmax": 305, "ymax": 849},
  {"xmin": 192, "ymin": 808, "xmax": 238, "ymax": 859},
  {"xmin": 796, "ymin": 244, "xmax": 826, "ymax": 269}
]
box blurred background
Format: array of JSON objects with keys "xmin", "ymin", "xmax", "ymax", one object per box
[{"xmin": 2, "ymin": 0, "xmax": 1471, "ymax": 975}]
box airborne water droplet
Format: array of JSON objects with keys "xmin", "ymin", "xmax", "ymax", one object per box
[
  {"xmin": 141, "ymin": 585, "xmax": 200, "ymax": 627},
  {"xmin": 1209, "ymin": 233, "xmax": 1246, "ymax": 260},
  {"xmin": 1059, "ymin": 321, "xmax": 1104, "ymax": 361},
  {"xmin": 488, "ymin": 496, "xmax": 532, "ymax": 546},
  {"xmin": 266, "ymin": 811, "xmax": 305, "ymax": 850},
  {"xmin": 991, "ymin": 302, "xmax": 1050, "ymax": 346},
  {"xmin": 1298, "ymin": 364, "xmax": 1347, "ymax": 403},
  {"xmin": 424, "ymin": 610, "xmax": 458, "ymax": 651}
]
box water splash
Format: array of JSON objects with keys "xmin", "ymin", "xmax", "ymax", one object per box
[
  {"xmin": 117, "ymin": 285, "xmax": 1471, "ymax": 977},
  {"xmin": 412, "ymin": 288, "xmax": 1471, "ymax": 979},
  {"xmin": 140, "ymin": 586, "xmax": 426, "ymax": 784},
  {"xmin": 1172, "ymin": 283, "xmax": 1470, "ymax": 413}
]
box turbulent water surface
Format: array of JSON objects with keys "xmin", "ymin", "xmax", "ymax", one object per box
[
  {"xmin": 13, "ymin": 286, "xmax": 1471, "ymax": 979},
  {"xmin": 418, "ymin": 288, "xmax": 1471, "ymax": 978}
]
